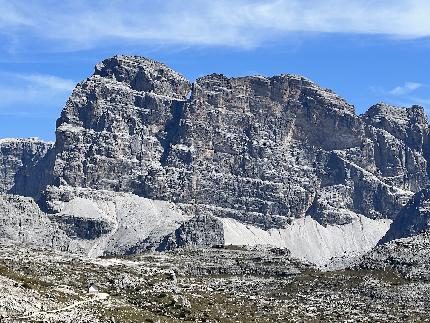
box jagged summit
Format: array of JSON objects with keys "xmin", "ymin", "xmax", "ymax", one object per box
[
  {"xmin": 93, "ymin": 55, "xmax": 191, "ymax": 99},
  {"xmin": 194, "ymin": 72, "xmax": 356, "ymax": 117},
  {"xmin": 90, "ymin": 55, "xmax": 357, "ymax": 116},
  {"xmin": 363, "ymin": 102, "xmax": 427, "ymax": 127},
  {"xmin": 62, "ymin": 55, "xmax": 427, "ymax": 126}
]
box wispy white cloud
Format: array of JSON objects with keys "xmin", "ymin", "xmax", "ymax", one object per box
[
  {"xmin": 16, "ymin": 74, "xmax": 75, "ymax": 92},
  {"xmin": 389, "ymin": 82, "xmax": 423, "ymax": 95},
  {"xmin": 370, "ymin": 81, "xmax": 429, "ymax": 110},
  {"xmin": 0, "ymin": 0, "xmax": 29, "ymax": 28},
  {"xmin": 0, "ymin": 72, "xmax": 75, "ymax": 115},
  {"xmin": 0, "ymin": 0, "xmax": 429, "ymax": 50},
  {"xmin": 410, "ymin": 97, "xmax": 430, "ymax": 106}
]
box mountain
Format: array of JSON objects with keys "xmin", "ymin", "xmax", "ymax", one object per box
[
  {"xmin": 1, "ymin": 55, "xmax": 430, "ymax": 265},
  {"xmin": 0, "ymin": 138, "xmax": 54, "ymax": 198},
  {"xmin": 379, "ymin": 187, "xmax": 430, "ymax": 243}
]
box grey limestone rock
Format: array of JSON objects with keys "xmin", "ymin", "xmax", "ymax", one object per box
[
  {"xmin": 1, "ymin": 55, "xmax": 430, "ymax": 254},
  {"xmin": 53, "ymin": 55, "xmax": 191, "ymax": 193},
  {"xmin": 0, "ymin": 193, "xmax": 70, "ymax": 250},
  {"xmin": 359, "ymin": 230, "xmax": 430, "ymax": 280},
  {"xmin": 362, "ymin": 103, "xmax": 430, "ymax": 191},
  {"xmin": 40, "ymin": 185, "xmax": 194, "ymax": 256},
  {"xmin": 380, "ymin": 186, "xmax": 430, "ymax": 243},
  {"xmin": 0, "ymin": 138, "xmax": 54, "ymax": 199},
  {"xmin": 157, "ymin": 214, "xmax": 225, "ymax": 250},
  {"xmin": 51, "ymin": 56, "xmax": 429, "ymax": 230}
]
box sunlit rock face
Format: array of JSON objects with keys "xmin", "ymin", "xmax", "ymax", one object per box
[
  {"xmin": 0, "ymin": 193, "xmax": 71, "ymax": 250},
  {"xmin": 53, "ymin": 55, "xmax": 191, "ymax": 192},
  {"xmin": 1, "ymin": 55, "xmax": 430, "ymax": 263}
]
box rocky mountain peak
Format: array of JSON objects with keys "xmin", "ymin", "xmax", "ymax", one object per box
[
  {"xmin": 362, "ymin": 102, "xmax": 429, "ymax": 160},
  {"xmin": 1, "ymin": 55, "xmax": 430, "ymax": 265},
  {"xmin": 363, "ymin": 102, "xmax": 427, "ymax": 127},
  {"xmin": 94, "ymin": 55, "xmax": 191, "ymax": 99},
  {"xmin": 193, "ymin": 72, "xmax": 356, "ymax": 116}
]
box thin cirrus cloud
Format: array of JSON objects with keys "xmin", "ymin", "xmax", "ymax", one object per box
[
  {"xmin": 0, "ymin": 0, "xmax": 430, "ymax": 50},
  {"xmin": 371, "ymin": 82, "xmax": 429, "ymax": 110},
  {"xmin": 0, "ymin": 72, "xmax": 75, "ymax": 115},
  {"xmin": 389, "ymin": 82, "xmax": 424, "ymax": 96},
  {"xmin": 16, "ymin": 74, "xmax": 76, "ymax": 92}
]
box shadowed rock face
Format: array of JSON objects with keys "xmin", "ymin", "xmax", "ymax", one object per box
[
  {"xmin": 1, "ymin": 55, "xmax": 430, "ymax": 259},
  {"xmin": 157, "ymin": 214, "xmax": 225, "ymax": 250},
  {"xmin": 50, "ymin": 215, "xmax": 113, "ymax": 240},
  {"xmin": 380, "ymin": 187, "xmax": 430, "ymax": 243},
  {"xmin": 362, "ymin": 103, "xmax": 430, "ymax": 191},
  {"xmin": 0, "ymin": 138, "xmax": 55, "ymax": 199}
]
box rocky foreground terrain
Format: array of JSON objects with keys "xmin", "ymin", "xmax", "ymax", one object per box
[
  {"xmin": 1, "ymin": 242, "xmax": 430, "ymax": 322},
  {"xmin": 1, "ymin": 55, "xmax": 430, "ymax": 321}
]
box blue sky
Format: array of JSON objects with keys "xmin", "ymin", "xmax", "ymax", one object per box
[{"xmin": 0, "ymin": 0, "xmax": 429, "ymax": 140}]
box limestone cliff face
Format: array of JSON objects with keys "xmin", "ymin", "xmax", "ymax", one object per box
[
  {"xmin": 142, "ymin": 73, "xmax": 362, "ymax": 225},
  {"xmin": 0, "ymin": 138, "xmax": 54, "ymax": 199},
  {"xmin": 362, "ymin": 103, "xmax": 430, "ymax": 191},
  {"xmin": 51, "ymin": 56, "xmax": 429, "ymax": 228},
  {"xmin": 379, "ymin": 187, "xmax": 430, "ymax": 243},
  {"xmin": 1, "ymin": 55, "xmax": 430, "ymax": 260},
  {"xmin": 0, "ymin": 194, "xmax": 71, "ymax": 250},
  {"xmin": 53, "ymin": 55, "xmax": 191, "ymax": 192}
]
